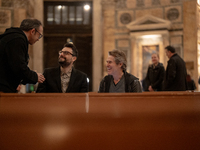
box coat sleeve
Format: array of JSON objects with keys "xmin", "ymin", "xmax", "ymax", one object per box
[
  {"xmin": 98, "ymin": 79, "xmax": 105, "ymax": 93},
  {"xmin": 132, "ymin": 80, "xmax": 143, "ymax": 93},
  {"xmin": 166, "ymin": 59, "xmax": 176, "ymax": 87},
  {"xmin": 6, "ymin": 38, "xmax": 38, "ymax": 84}
]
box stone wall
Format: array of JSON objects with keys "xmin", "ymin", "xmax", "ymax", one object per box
[
  {"xmin": 0, "ymin": 0, "xmax": 35, "ymax": 69},
  {"xmin": 0, "ymin": 0, "xmax": 198, "ymax": 91},
  {"xmin": 101, "ymin": 0, "xmax": 198, "ymax": 87}
]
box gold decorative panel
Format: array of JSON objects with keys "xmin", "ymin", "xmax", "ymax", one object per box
[
  {"xmin": 0, "ymin": 9, "xmax": 12, "ymax": 27},
  {"xmin": 165, "ymin": 5, "xmax": 182, "ymax": 23}
]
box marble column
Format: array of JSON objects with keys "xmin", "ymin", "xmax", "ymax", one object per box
[
  {"xmin": 102, "ymin": 0, "xmax": 116, "ymax": 77},
  {"xmin": 183, "ymin": 0, "xmax": 198, "ymax": 89},
  {"xmin": 32, "ymin": 0, "xmax": 44, "ymax": 73},
  {"xmin": 93, "ymin": 0, "xmax": 103, "ymax": 92}
]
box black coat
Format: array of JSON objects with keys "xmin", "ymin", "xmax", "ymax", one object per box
[
  {"xmin": 164, "ymin": 54, "xmax": 187, "ymax": 91},
  {"xmin": 36, "ymin": 67, "xmax": 88, "ymax": 93},
  {"xmin": 0, "ymin": 28, "xmax": 38, "ymax": 93},
  {"xmin": 98, "ymin": 71, "xmax": 142, "ymax": 93},
  {"xmin": 145, "ymin": 63, "xmax": 165, "ymax": 91}
]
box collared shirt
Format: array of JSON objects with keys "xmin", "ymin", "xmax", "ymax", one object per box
[{"xmin": 60, "ymin": 68, "xmax": 72, "ymax": 93}]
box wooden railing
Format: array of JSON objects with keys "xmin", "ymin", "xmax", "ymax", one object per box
[{"xmin": 1, "ymin": 92, "xmax": 200, "ymax": 150}]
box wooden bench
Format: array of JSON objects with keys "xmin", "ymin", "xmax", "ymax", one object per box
[{"xmin": 1, "ymin": 92, "xmax": 200, "ymax": 150}]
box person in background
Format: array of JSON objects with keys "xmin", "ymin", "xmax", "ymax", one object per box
[
  {"xmin": 163, "ymin": 45, "xmax": 187, "ymax": 91},
  {"xmin": 186, "ymin": 74, "xmax": 196, "ymax": 91},
  {"xmin": 36, "ymin": 42, "xmax": 88, "ymax": 93},
  {"xmin": 0, "ymin": 18, "xmax": 45, "ymax": 93},
  {"xmin": 144, "ymin": 53, "xmax": 165, "ymax": 91},
  {"xmin": 98, "ymin": 49, "xmax": 142, "ymax": 93}
]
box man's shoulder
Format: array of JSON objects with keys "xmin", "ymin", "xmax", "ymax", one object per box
[
  {"xmin": 158, "ymin": 62, "xmax": 164, "ymax": 67},
  {"xmin": 0, "ymin": 27, "xmax": 27, "ymax": 43},
  {"xmin": 72, "ymin": 68, "xmax": 87, "ymax": 77},
  {"xmin": 100, "ymin": 75, "xmax": 112, "ymax": 83},
  {"xmin": 170, "ymin": 53, "xmax": 185, "ymax": 63},
  {"xmin": 157, "ymin": 63, "xmax": 165, "ymax": 69},
  {"xmin": 171, "ymin": 53, "xmax": 181, "ymax": 60},
  {"xmin": 1, "ymin": 28, "xmax": 25, "ymax": 38},
  {"xmin": 125, "ymin": 72, "xmax": 139, "ymax": 81}
]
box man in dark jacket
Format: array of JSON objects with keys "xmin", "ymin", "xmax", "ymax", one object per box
[
  {"xmin": 164, "ymin": 46, "xmax": 187, "ymax": 91},
  {"xmin": 36, "ymin": 43, "xmax": 88, "ymax": 93},
  {"xmin": 99, "ymin": 50, "xmax": 142, "ymax": 93},
  {"xmin": 0, "ymin": 19, "xmax": 45, "ymax": 93}
]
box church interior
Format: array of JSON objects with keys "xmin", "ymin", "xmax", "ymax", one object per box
[
  {"xmin": 0, "ymin": 0, "xmax": 200, "ymax": 92},
  {"xmin": 1, "ymin": 0, "xmax": 200, "ymax": 149}
]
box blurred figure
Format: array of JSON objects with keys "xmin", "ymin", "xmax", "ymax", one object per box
[
  {"xmin": 36, "ymin": 42, "xmax": 88, "ymax": 93},
  {"xmin": 99, "ymin": 49, "xmax": 142, "ymax": 93},
  {"xmin": 163, "ymin": 46, "xmax": 187, "ymax": 91},
  {"xmin": 141, "ymin": 78, "xmax": 147, "ymax": 91},
  {"xmin": 0, "ymin": 18, "xmax": 45, "ymax": 93},
  {"xmin": 186, "ymin": 74, "xmax": 196, "ymax": 91},
  {"xmin": 144, "ymin": 53, "xmax": 165, "ymax": 91}
]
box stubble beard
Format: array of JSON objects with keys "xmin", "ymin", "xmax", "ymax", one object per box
[{"xmin": 58, "ymin": 57, "xmax": 72, "ymax": 68}]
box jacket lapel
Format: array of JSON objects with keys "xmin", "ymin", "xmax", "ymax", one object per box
[
  {"xmin": 52, "ymin": 67, "xmax": 62, "ymax": 92},
  {"xmin": 66, "ymin": 67, "xmax": 76, "ymax": 92}
]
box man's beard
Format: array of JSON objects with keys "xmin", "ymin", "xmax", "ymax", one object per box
[{"xmin": 58, "ymin": 57, "xmax": 72, "ymax": 67}]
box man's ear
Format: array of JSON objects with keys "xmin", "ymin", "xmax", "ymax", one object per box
[
  {"xmin": 72, "ymin": 56, "xmax": 77, "ymax": 62},
  {"xmin": 119, "ymin": 62, "xmax": 123, "ymax": 67},
  {"xmin": 30, "ymin": 28, "xmax": 35, "ymax": 35}
]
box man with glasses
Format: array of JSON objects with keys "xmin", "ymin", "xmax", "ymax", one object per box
[
  {"xmin": 0, "ymin": 18, "xmax": 45, "ymax": 93},
  {"xmin": 36, "ymin": 42, "xmax": 88, "ymax": 93}
]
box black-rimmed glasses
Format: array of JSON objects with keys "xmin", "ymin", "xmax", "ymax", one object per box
[
  {"xmin": 59, "ymin": 50, "xmax": 75, "ymax": 56},
  {"xmin": 35, "ymin": 28, "xmax": 43, "ymax": 39}
]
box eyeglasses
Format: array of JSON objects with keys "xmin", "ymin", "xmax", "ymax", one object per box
[
  {"xmin": 59, "ymin": 50, "xmax": 75, "ymax": 56},
  {"xmin": 35, "ymin": 28, "xmax": 43, "ymax": 39}
]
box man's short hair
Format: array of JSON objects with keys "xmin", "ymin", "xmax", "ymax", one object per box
[
  {"xmin": 20, "ymin": 19, "xmax": 42, "ymax": 31},
  {"xmin": 63, "ymin": 42, "xmax": 78, "ymax": 57},
  {"xmin": 165, "ymin": 45, "xmax": 175, "ymax": 53},
  {"xmin": 108, "ymin": 49, "xmax": 127, "ymax": 71}
]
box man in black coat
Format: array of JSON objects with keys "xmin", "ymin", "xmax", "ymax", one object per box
[
  {"xmin": 36, "ymin": 43, "xmax": 88, "ymax": 93},
  {"xmin": 0, "ymin": 19, "xmax": 45, "ymax": 93},
  {"xmin": 163, "ymin": 46, "xmax": 187, "ymax": 91}
]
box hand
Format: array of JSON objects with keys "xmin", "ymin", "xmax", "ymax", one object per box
[
  {"xmin": 16, "ymin": 84, "xmax": 22, "ymax": 91},
  {"xmin": 148, "ymin": 85, "xmax": 154, "ymax": 92},
  {"xmin": 37, "ymin": 73, "xmax": 45, "ymax": 83}
]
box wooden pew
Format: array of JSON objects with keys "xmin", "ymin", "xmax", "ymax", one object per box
[{"xmin": 0, "ymin": 92, "xmax": 200, "ymax": 150}]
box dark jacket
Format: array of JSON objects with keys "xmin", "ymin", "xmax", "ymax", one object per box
[
  {"xmin": 187, "ymin": 80, "xmax": 196, "ymax": 91},
  {"xmin": 36, "ymin": 67, "xmax": 88, "ymax": 93},
  {"xmin": 0, "ymin": 27, "xmax": 38, "ymax": 93},
  {"xmin": 145, "ymin": 63, "xmax": 165, "ymax": 91},
  {"xmin": 164, "ymin": 54, "xmax": 187, "ymax": 91},
  {"xmin": 98, "ymin": 71, "xmax": 142, "ymax": 93}
]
